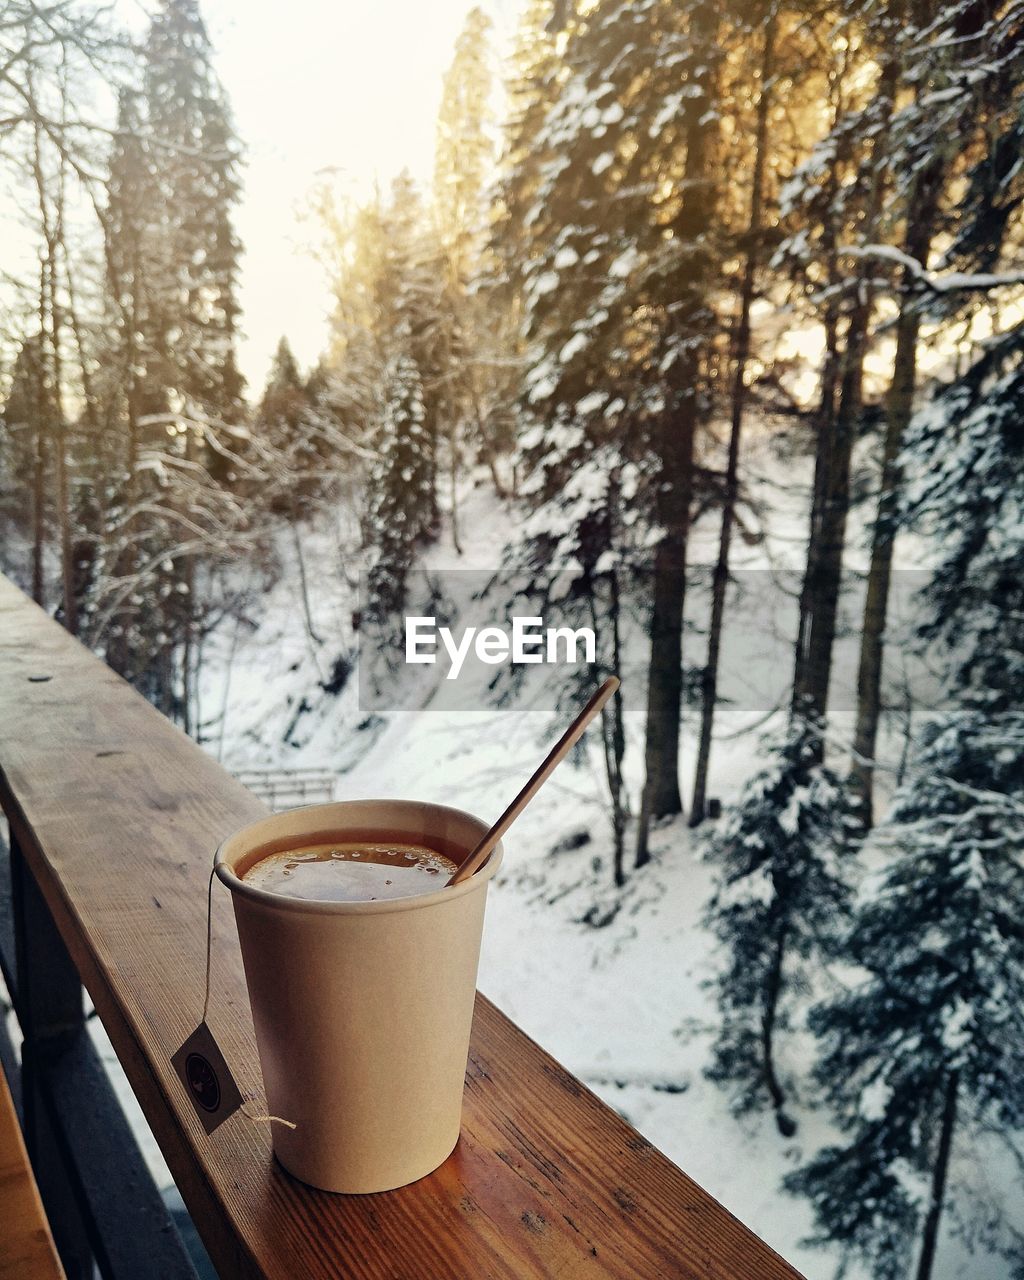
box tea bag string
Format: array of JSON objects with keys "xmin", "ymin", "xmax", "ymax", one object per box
[
  {"xmin": 203, "ymin": 860, "xmax": 296, "ymax": 1130},
  {"xmin": 201, "ymin": 861, "xmax": 216, "ymax": 1026}
]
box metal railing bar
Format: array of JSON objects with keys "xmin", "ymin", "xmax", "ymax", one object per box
[{"xmin": 4, "ymin": 835, "xmax": 202, "ymax": 1280}]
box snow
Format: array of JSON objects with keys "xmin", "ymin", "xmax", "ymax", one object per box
[
  {"xmin": 859, "ymin": 1076, "xmax": 892, "ymax": 1122},
  {"xmin": 529, "ymin": 270, "xmax": 560, "ymax": 298},
  {"xmin": 526, "ymin": 369, "xmax": 558, "ymax": 404},
  {"xmin": 558, "ymin": 331, "xmax": 589, "ymax": 363},
  {"xmin": 575, "ymin": 390, "xmax": 607, "ymax": 414},
  {"xmin": 840, "ymin": 243, "xmax": 1024, "ymax": 293},
  {"xmin": 649, "ymin": 93, "xmax": 683, "ymax": 138},
  {"xmin": 941, "ymin": 1001, "xmax": 973, "ymax": 1054},
  {"xmin": 779, "ymin": 784, "xmax": 811, "ymax": 835},
  {"xmin": 608, "ymin": 246, "xmax": 639, "ymax": 278}
]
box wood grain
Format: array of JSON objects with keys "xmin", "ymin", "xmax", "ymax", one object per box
[
  {"xmin": 0, "ymin": 575, "xmax": 806, "ymax": 1280},
  {"xmin": 0, "ymin": 1060, "xmax": 66, "ymax": 1280}
]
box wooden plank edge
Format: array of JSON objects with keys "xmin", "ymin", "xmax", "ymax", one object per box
[{"xmin": 0, "ymin": 791, "xmax": 264, "ymax": 1280}]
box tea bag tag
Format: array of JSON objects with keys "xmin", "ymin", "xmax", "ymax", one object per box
[{"xmin": 171, "ymin": 1021, "xmax": 244, "ymax": 1134}]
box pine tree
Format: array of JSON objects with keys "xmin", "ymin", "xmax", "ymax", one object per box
[
  {"xmin": 780, "ymin": 0, "xmax": 905, "ymax": 739},
  {"xmin": 704, "ymin": 719, "xmax": 851, "ymax": 1136},
  {"xmin": 902, "ymin": 331, "xmax": 1024, "ymax": 699},
  {"xmin": 790, "ymin": 144, "xmax": 1024, "ymax": 1273},
  {"xmin": 380, "ymin": 174, "xmax": 445, "ymax": 528},
  {"xmin": 142, "ymin": 0, "xmax": 245, "ymax": 438},
  {"xmin": 497, "ymin": 0, "xmax": 728, "ymax": 863},
  {"xmin": 319, "ymin": 193, "xmax": 391, "ymax": 444},
  {"xmin": 787, "ymin": 705, "xmax": 1024, "ymax": 1280},
  {"xmin": 364, "ymin": 349, "xmax": 433, "ymax": 626},
  {"xmin": 96, "ymin": 88, "xmax": 157, "ymax": 688},
  {"xmin": 266, "ymin": 337, "xmax": 301, "ymax": 394},
  {"xmin": 89, "ymin": 0, "xmax": 251, "ymax": 725},
  {"xmin": 104, "ymin": 86, "xmax": 164, "ymax": 431},
  {"xmin": 320, "ymin": 172, "xmax": 444, "ymax": 581},
  {"xmin": 435, "ymin": 8, "xmax": 493, "ymax": 274},
  {"xmin": 500, "ymin": 428, "xmax": 639, "ymax": 883},
  {"xmin": 433, "ymin": 6, "xmax": 511, "ymax": 523},
  {"xmin": 690, "ymin": 0, "xmax": 780, "ymax": 826},
  {"xmin": 0, "ymin": 333, "xmax": 51, "ymax": 603},
  {"xmin": 849, "ymin": 0, "xmax": 1023, "ymax": 824},
  {"xmin": 255, "ymin": 337, "xmax": 316, "ymax": 513}
]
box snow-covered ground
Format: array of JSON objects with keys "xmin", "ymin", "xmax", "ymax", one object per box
[{"xmin": 76, "ymin": 427, "xmax": 1019, "ymax": 1279}]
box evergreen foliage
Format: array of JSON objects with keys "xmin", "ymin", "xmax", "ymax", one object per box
[
  {"xmin": 902, "ymin": 330, "xmax": 1024, "ymax": 697},
  {"xmin": 364, "ymin": 349, "xmax": 433, "ymax": 624},
  {"xmin": 255, "ymin": 337, "xmax": 319, "ymax": 513},
  {"xmin": 705, "ymin": 719, "xmax": 852, "ymax": 1136},
  {"xmin": 790, "ymin": 89, "xmax": 1024, "ymax": 1268},
  {"xmin": 787, "ymin": 705, "xmax": 1024, "ymax": 1280},
  {"xmin": 141, "ymin": 0, "xmax": 244, "ymax": 432},
  {"xmin": 89, "ymin": 0, "xmax": 250, "ymax": 719}
]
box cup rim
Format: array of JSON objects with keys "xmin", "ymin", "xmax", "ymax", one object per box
[{"xmin": 214, "ymin": 798, "xmax": 503, "ymax": 916}]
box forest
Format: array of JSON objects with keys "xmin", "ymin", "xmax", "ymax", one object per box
[{"xmin": 2, "ymin": 0, "xmax": 1024, "ymax": 1277}]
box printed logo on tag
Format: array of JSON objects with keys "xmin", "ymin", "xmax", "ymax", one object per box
[{"xmin": 171, "ymin": 1021, "xmax": 244, "ymax": 1134}]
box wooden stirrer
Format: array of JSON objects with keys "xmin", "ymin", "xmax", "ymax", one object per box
[{"xmin": 446, "ymin": 676, "xmax": 621, "ymax": 887}]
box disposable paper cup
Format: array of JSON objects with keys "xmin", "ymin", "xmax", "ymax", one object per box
[{"xmin": 215, "ymin": 799, "xmax": 503, "ymax": 1194}]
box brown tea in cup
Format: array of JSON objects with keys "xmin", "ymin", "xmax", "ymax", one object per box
[{"xmin": 241, "ymin": 841, "xmax": 458, "ymax": 903}]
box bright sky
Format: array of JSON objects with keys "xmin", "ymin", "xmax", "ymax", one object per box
[{"xmin": 167, "ymin": 0, "xmax": 523, "ymax": 395}]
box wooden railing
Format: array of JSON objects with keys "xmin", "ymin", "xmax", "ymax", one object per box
[
  {"xmin": 0, "ymin": 574, "xmax": 805, "ymax": 1280},
  {"xmin": 231, "ymin": 768, "xmax": 336, "ymax": 812}
]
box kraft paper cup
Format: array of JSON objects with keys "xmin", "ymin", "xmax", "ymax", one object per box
[{"xmin": 215, "ymin": 799, "xmax": 503, "ymax": 1194}]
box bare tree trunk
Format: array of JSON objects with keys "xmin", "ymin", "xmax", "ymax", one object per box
[
  {"xmin": 690, "ymin": 8, "xmax": 776, "ymax": 826},
  {"xmin": 590, "ymin": 569, "xmax": 627, "ymax": 887},
  {"xmin": 50, "ymin": 270, "xmax": 77, "ymax": 638},
  {"xmin": 762, "ymin": 916, "xmax": 796, "ymax": 1137},
  {"xmin": 181, "ymin": 622, "xmax": 193, "ymax": 735},
  {"xmin": 27, "ymin": 325, "xmax": 48, "ymax": 605},
  {"xmin": 485, "ymin": 449, "xmax": 505, "ymax": 499},
  {"xmin": 292, "ymin": 522, "xmax": 324, "ymax": 646},
  {"xmin": 792, "ymin": 302, "xmax": 867, "ymax": 728},
  {"xmin": 217, "ymin": 615, "xmax": 241, "ymax": 763},
  {"xmin": 449, "ymin": 420, "xmax": 463, "ymax": 555},
  {"xmin": 792, "ymin": 51, "xmax": 900, "ymax": 746},
  {"xmin": 792, "ymin": 41, "xmax": 858, "ymax": 718},
  {"xmin": 31, "ymin": 103, "xmax": 77, "ymax": 636},
  {"xmin": 192, "ymin": 629, "xmax": 205, "ymax": 740},
  {"xmin": 793, "ymin": 288, "xmax": 840, "ymax": 705},
  {"xmin": 105, "ymin": 263, "xmax": 143, "ymax": 682},
  {"xmin": 180, "ymin": 423, "xmax": 198, "ymax": 733},
  {"xmin": 31, "ymin": 420, "xmax": 46, "ymax": 605},
  {"xmin": 914, "ymin": 1072, "xmax": 958, "ymax": 1280},
  {"xmin": 793, "ymin": 355, "xmax": 838, "ymax": 712},
  {"xmin": 635, "ymin": 1, "xmax": 719, "ymax": 867},
  {"xmin": 850, "ymin": 165, "xmax": 942, "ymax": 825},
  {"xmin": 636, "ymin": 517, "xmax": 690, "ymax": 867},
  {"xmin": 63, "ymin": 248, "xmax": 98, "ymax": 436},
  {"xmin": 608, "ymin": 595, "xmax": 627, "ymax": 887},
  {"xmin": 469, "ymin": 383, "xmax": 507, "ymax": 500},
  {"xmin": 53, "ymin": 394, "xmax": 76, "ymax": 635}
]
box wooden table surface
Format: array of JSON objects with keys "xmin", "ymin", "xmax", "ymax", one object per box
[
  {"xmin": 0, "ymin": 575, "xmax": 805, "ymax": 1280},
  {"xmin": 0, "ymin": 1065, "xmax": 66, "ymax": 1280}
]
